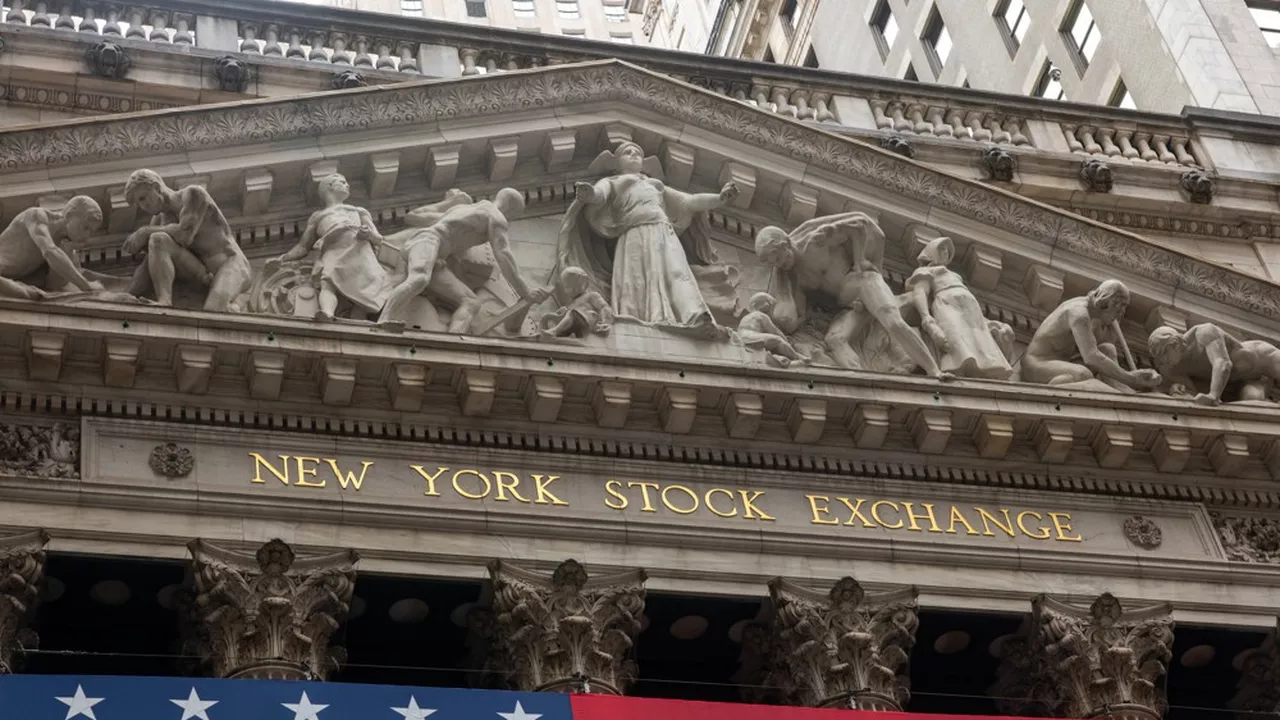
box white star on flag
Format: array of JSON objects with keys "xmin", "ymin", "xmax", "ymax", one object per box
[
  {"xmin": 391, "ymin": 696, "xmax": 437, "ymax": 720},
  {"xmin": 56, "ymin": 685, "xmax": 104, "ymax": 720},
  {"xmin": 497, "ymin": 701, "xmax": 542, "ymax": 720},
  {"xmin": 171, "ymin": 688, "xmax": 218, "ymax": 720},
  {"xmin": 283, "ymin": 691, "xmax": 328, "ymax": 720}
]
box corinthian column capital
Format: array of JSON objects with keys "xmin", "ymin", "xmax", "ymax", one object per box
[
  {"xmin": 0, "ymin": 530, "xmax": 49, "ymax": 674},
  {"xmin": 187, "ymin": 538, "xmax": 359, "ymax": 680},
  {"xmin": 758, "ymin": 576, "xmax": 918, "ymax": 711},
  {"xmin": 486, "ymin": 558, "xmax": 647, "ymax": 694},
  {"xmin": 993, "ymin": 592, "xmax": 1174, "ymax": 720}
]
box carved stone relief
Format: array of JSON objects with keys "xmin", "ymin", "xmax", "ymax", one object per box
[
  {"xmin": 981, "ymin": 146, "xmax": 1015, "ymax": 181},
  {"xmin": 213, "ymin": 56, "xmax": 252, "ymax": 93},
  {"xmin": 0, "ymin": 196, "xmax": 138, "ymax": 303},
  {"xmin": 879, "ymin": 136, "xmax": 916, "ymax": 159},
  {"xmin": 1080, "ymin": 158, "xmax": 1113, "ymax": 193},
  {"xmin": 85, "ymin": 41, "xmax": 130, "ymax": 79},
  {"xmin": 748, "ymin": 576, "xmax": 919, "ymax": 711},
  {"xmin": 1228, "ymin": 621, "xmax": 1280, "ymax": 715},
  {"xmin": 1149, "ymin": 322, "xmax": 1280, "ymax": 406},
  {"xmin": 0, "ymin": 422, "xmax": 79, "ymax": 478},
  {"xmin": 0, "ymin": 530, "xmax": 49, "ymax": 674},
  {"xmin": 1212, "ymin": 512, "xmax": 1280, "ymax": 563},
  {"xmin": 481, "ymin": 559, "xmax": 646, "ymax": 694},
  {"xmin": 991, "ymin": 593, "xmax": 1174, "ymax": 720},
  {"xmin": 331, "ymin": 70, "xmax": 367, "ymax": 89},
  {"xmin": 186, "ymin": 538, "xmax": 359, "ymax": 680},
  {"xmin": 1181, "ymin": 169, "xmax": 1215, "ymax": 204},
  {"xmin": 149, "ymin": 443, "xmax": 194, "ymax": 478},
  {"xmin": 1123, "ymin": 516, "xmax": 1162, "ymax": 550}
]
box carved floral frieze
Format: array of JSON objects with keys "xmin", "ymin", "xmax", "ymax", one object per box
[
  {"xmin": 0, "ymin": 422, "xmax": 79, "ymax": 479},
  {"xmin": 1212, "ymin": 512, "xmax": 1280, "ymax": 563}
]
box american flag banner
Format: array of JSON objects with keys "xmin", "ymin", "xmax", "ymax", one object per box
[{"xmin": 0, "ymin": 675, "xmax": 1042, "ymax": 720}]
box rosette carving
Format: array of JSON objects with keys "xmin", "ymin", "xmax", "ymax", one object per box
[
  {"xmin": 992, "ymin": 593, "xmax": 1174, "ymax": 720},
  {"xmin": 753, "ymin": 576, "xmax": 918, "ymax": 710},
  {"xmin": 484, "ymin": 559, "xmax": 646, "ymax": 694},
  {"xmin": 0, "ymin": 530, "xmax": 48, "ymax": 674},
  {"xmin": 149, "ymin": 443, "xmax": 194, "ymax": 478},
  {"xmin": 187, "ymin": 538, "xmax": 359, "ymax": 680}
]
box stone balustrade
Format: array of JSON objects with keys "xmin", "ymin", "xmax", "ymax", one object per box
[
  {"xmin": 1062, "ymin": 123, "xmax": 1200, "ymax": 167},
  {"xmin": 237, "ymin": 22, "xmax": 419, "ymax": 72},
  {"xmin": 2, "ymin": 0, "xmax": 194, "ymax": 43},
  {"xmin": 870, "ymin": 100, "xmax": 1030, "ymax": 145}
]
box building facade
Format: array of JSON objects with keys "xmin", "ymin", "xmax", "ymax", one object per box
[
  {"xmin": 715, "ymin": 0, "xmax": 1280, "ymax": 114},
  {"xmin": 3, "ymin": 0, "xmax": 1280, "ymax": 718}
]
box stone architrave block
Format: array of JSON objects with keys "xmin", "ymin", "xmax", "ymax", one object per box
[
  {"xmin": 592, "ymin": 381, "xmax": 632, "ymax": 429},
  {"xmin": 1033, "ymin": 419, "xmax": 1073, "ymax": 464},
  {"xmin": 1023, "ymin": 265, "xmax": 1065, "ymax": 312},
  {"xmin": 241, "ymin": 169, "xmax": 273, "ymax": 216},
  {"xmin": 524, "ymin": 375, "xmax": 565, "ymax": 423},
  {"xmin": 456, "ymin": 368, "xmax": 497, "ymax": 417},
  {"xmin": 174, "ymin": 344, "xmax": 216, "ymax": 395},
  {"xmin": 723, "ymin": 393, "xmax": 763, "ymax": 439},
  {"xmin": 658, "ymin": 386, "xmax": 698, "ymax": 434},
  {"xmin": 849, "ymin": 404, "xmax": 890, "ymax": 448},
  {"xmin": 1209, "ymin": 433, "xmax": 1249, "ymax": 477},
  {"xmin": 903, "ymin": 223, "xmax": 942, "ymax": 259},
  {"xmin": 963, "ymin": 245, "xmax": 1003, "ymax": 291},
  {"xmin": 1151, "ymin": 429, "xmax": 1191, "ymax": 473},
  {"xmin": 541, "ymin": 130, "xmax": 576, "ymax": 172},
  {"xmin": 603, "ymin": 123, "xmax": 633, "ymax": 148},
  {"xmin": 910, "ymin": 409, "xmax": 951, "ymax": 454},
  {"xmin": 365, "ymin": 151, "xmax": 401, "ymax": 199},
  {"xmin": 973, "ymin": 414, "xmax": 1014, "ymax": 459},
  {"xmin": 304, "ymin": 161, "xmax": 339, "ymax": 207},
  {"xmin": 1090, "ymin": 424, "xmax": 1132, "ymax": 469},
  {"xmin": 427, "ymin": 144, "xmax": 461, "ymax": 190},
  {"xmin": 388, "ymin": 362, "xmax": 430, "ymax": 412},
  {"xmin": 320, "ymin": 357, "xmax": 358, "ymax": 406},
  {"xmin": 781, "ymin": 182, "xmax": 819, "ymax": 225},
  {"xmin": 103, "ymin": 337, "xmax": 142, "ymax": 388},
  {"xmin": 718, "ymin": 162, "xmax": 755, "ymax": 209},
  {"xmin": 661, "ymin": 142, "xmax": 695, "ymax": 189},
  {"xmin": 487, "ymin": 137, "xmax": 520, "ymax": 182},
  {"xmin": 785, "ymin": 398, "xmax": 826, "ymax": 443},
  {"xmin": 26, "ymin": 331, "xmax": 66, "ymax": 382},
  {"xmin": 106, "ymin": 185, "xmax": 136, "ymax": 233},
  {"xmin": 247, "ymin": 351, "xmax": 286, "ymax": 400},
  {"xmin": 1145, "ymin": 306, "xmax": 1188, "ymax": 334}
]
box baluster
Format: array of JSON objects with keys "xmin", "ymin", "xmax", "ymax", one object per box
[
  {"xmin": 1133, "ymin": 132, "xmax": 1157, "ymax": 161},
  {"xmin": 751, "ymin": 84, "xmax": 773, "ymax": 111},
  {"xmin": 1062, "ymin": 124, "xmax": 1085, "ymax": 153},
  {"xmin": 1171, "ymin": 138, "xmax": 1196, "ymax": 165},
  {"xmin": 985, "ymin": 115, "xmax": 1011, "ymax": 144},
  {"xmin": 484, "ymin": 56, "xmax": 498, "ymax": 73},
  {"xmin": 125, "ymin": 6, "xmax": 146, "ymax": 39},
  {"xmin": 307, "ymin": 31, "xmax": 328, "ymax": 61},
  {"xmin": 101, "ymin": 5, "xmax": 123, "ymax": 35},
  {"xmin": 528, "ymin": 55, "xmax": 546, "ymax": 67},
  {"xmin": 329, "ymin": 33, "xmax": 350, "ymax": 64},
  {"xmin": 284, "ymin": 29, "xmax": 306, "ymax": 59},
  {"xmin": 30, "ymin": 1, "xmax": 52, "ymax": 28},
  {"xmin": 1078, "ymin": 126, "xmax": 1102, "ymax": 154},
  {"xmin": 459, "ymin": 47, "xmax": 480, "ymax": 75},
  {"xmin": 730, "ymin": 83, "xmax": 750, "ymax": 103},
  {"xmin": 53, "ymin": 1, "xmax": 73, "ymax": 29},
  {"xmin": 239, "ymin": 23, "xmax": 262, "ymax": 53},
  {"xmin": 1097, "ymin": 128, "xmax": 1121, "ymax": 156},
  {"xmin": 262, "ymin": 24, "xmax": 283, "ymax": 56},
  {"xmin": 791, "ymin": 90, "xmax": 815, "ymax": 120},
  {"xmin": 172, "ymin": 13, "xmax": 192, "ymax": 44},
  {"xmin": 887, "ymin": 102, "xmax": 910, "ymax": 131},
  {"xmin": 1005, "ymin": 118, "xmax": 1028, "ymax": 145},
  {"xmin": 869, "ymin": 100, "xmax": 892, "ymax": 130},
  {"xmin": 811, "ymin": 92, "xmax": 835, "ymax": 121},
  {"xmin": 6, "ymin": 0, "xmax": 28, "ymax": 25},
  {"xmin": 1116, "ymin": 130, "xmax": 1139, "ymax": 159},
  {"xmin": 908, "ymin": 103, "xmax": 931, "ymax": 134},
  {"xmin": 965, "ymin": 111, "xmax": 991, "ymax": 141},
  {"xmin": 926, "ymin": 107, "xmax": 951, "ymax": 137},
  {"xmin": 1155, "ymin": 135, "xmax": 1176, "ymax": 163},
  {"xmin": 772, "ymin": 87, "xmax": 796, "ymax": 117},
  {"xmin": 375, "ymin": 41, "xmax": 395, "ymax": 70},
  {"xmin": 397, "ymin": 42, "xmax": 418, "ymax": 73},
  {"xmin": 945, "ymin": 109, "xmax": 967, "ymax": 139},
  {"xmin": 352, "ymin": 35, "xmax": 373, "ymax": 67},
  {"xmin": 501, "ymin": 53, "xmax": 519, "ymax": 71},
  {"xmin": 148, "ymin": 10, "xmax": 169, "ymax": 42}
]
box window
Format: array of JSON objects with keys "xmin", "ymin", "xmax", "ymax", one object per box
[
  {"xmin": 780, "ymin": 0, "xmax": 799, "ymax": 28},
  {"xmin": 513, "ymin": 0, "xmax": 536, "ymax": 17},
  {"xmin": 465, "ymin": 0, "xmax": 487, "ymax": 17},
  {"xmin": 803, "ymin": 46, "xmax": 819, "ymax": 68},
  {"xmin": 870, "ymin": 0, "xmax": 898, "ymax": 59},
  {"xmin": 1063, "ymin": 0, "xmax": 1099, "ymax": 68},
  {"xmin": 922, "ymin": 6, "xmax": 951, "ymax": 74},
  {"xmin": 611, "ymin": 32, "xmax": 634, "ymax": 43},
  {"xmin": 556, "ymin": 0, "xmax": 580, "ymax": 19},
  {"xmin": 904, "ymin": 63, "xmax": 919, "ymax": 82},
  {"xmin": 1034, "ymin": 62, "xmax": 1065, "ymax": 100},
  {"xmin": 1249, "ymin": 3, "xmax": 1280, "ymax": 48},
  {"xmin": 996, "ymin": 0, "xmax": 1029, "ymax": 53},
  {"xmin": 1109, "ymin": 79, "xmax": 1136, "ymax": 109},
  {"xmin": 400, "ymin": 0, "xmax": 423, "ymax": 15},
  {"xmin": 604, "ymin": 2, "xmax": 627, "ymax": 22}
]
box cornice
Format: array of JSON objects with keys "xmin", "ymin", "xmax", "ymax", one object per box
[{"xmin": 1, "ymin": 60, "xmax": 1276, "ymax": 324}]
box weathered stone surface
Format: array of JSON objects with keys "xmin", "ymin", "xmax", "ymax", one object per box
[
  {"xmin": 0, "ymin": 422, "xmax": 78, "ymax": 478},
  {"xmin": 0, "ymin": 530, "xmax": 48, "ymax": 674}
]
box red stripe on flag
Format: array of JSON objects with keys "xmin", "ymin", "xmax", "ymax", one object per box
[{"xmin": 570, "ymin": 694, "xmax": 1042, "ymax": 720}]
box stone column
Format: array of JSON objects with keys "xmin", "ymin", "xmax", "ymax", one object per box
[
  {"xmin": 1228, "ymin": 620, "xmax": 1280, "ymax": 715},
  {"xmin": 992, "ymin": 593, "xmax": 1174, "ymax": 720},
  {"xmin": 0, "ymin": 529, "xmax": 49, "ymax": 674},
  {"xmin": 482, "ymin": 559, "xmax": 646, "ymax": 694},
  {"xmin": 748, "ymin": 576, "xmax": 919, "ymax": 711},
  {"xmin": 187, "ymin": 538, "xmax": 359, "ymax": 680}
]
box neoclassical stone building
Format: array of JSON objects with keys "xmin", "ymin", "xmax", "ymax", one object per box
[{"xmin": 1, "ymin": 2, "xmax": 1280, "ymax": 719}]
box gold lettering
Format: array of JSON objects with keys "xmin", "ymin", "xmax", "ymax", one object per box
[
  {"xmin": 901, "ymin": 502, "xmax": 943, "ymax": 533},
  {"xmin": 249, "ymin": 452, "xmax": 290, "ymax": 485},
  {"xmin": 947, "ymin": 506, "xmax": 981, "ymax": 536},
  {"xmin": 628, "ymin": 482, "xmax": 660, "ymax": 512},
  {"xmin": 410, "ymin": 465, "xmax": 448, "ymax": 496},
  {"xmin": 493, "ymin": 471, "xmax": 532, "ymax": 503},
  {"xmin": 975, "ymin": 507, "xmax": 1016, "ymax": 538},
  {"xmin": 738, "ymin": 490, "xmax": 775, "ymax": 521},
  {"xmin": 532, "ymin": 474, "xmax": 569, "ymax": 506},
  {"xmin": 294, "ymin": 456, "xmax": 325, "ymax": 487},
  {"xmin": 807, "ymin": 495, "xmax": 839, "ymax": 525},
  {"xmin": 1049, "ymin": 512, "xmax": 1083, "ymax": 542},
  {"xmin": 870, "ymin": 500, "xmax": 904, "ymax": 529},
  {"xmin": 705, "ymin": 488, "xmax": 738, "ymax": 518},
  {"xmin": 838, "ymin": 497, "xmax": 876, "ymax": 528},
  {"xmin": 1016, "ymin": 510, "xmax": 1051, "ymax": 540},
  {"xmin": 452, "ymin": 469, "xmax": 491, "ymax": 500},
  {"xmin": 661, "ymin": 484, "xmax": 699, "ymax": 515},
  {"xmin": 326, "ymin": 459, "xmax": 372, "ymax": 491},
  {"xmin": 604, "ymin": 480, "xmax": 628, "ymax": 510}
]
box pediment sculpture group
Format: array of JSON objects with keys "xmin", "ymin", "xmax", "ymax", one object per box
[{"xmin": 2, "ymin": 141, "xmax": 1278, "ymax": 406}]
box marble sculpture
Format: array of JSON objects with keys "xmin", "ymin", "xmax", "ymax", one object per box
[
  {"xmin": 1149, "ymin": 323, "xmax": 1280, "ymax": 405},
  {"xmin": 738, "ymin": 292, "xmax": 809, "ymax": 368},
  {"xmin": 0, "ymin": 196, "xmax": 108, "ymax": 300},
  {"xmin": 540, "ymin": 266, "xmax": 614, "ymax": 339}
]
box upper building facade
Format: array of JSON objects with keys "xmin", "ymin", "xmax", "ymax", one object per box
[{"xmin": 713, "ymin": 0, "xmax": 1280, "ymax": 114}]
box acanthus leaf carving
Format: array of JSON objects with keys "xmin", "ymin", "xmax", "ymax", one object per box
[
  {"xmin": 1211, "ymin": 511, "xmax": 1280, "ymax": 563},
  {"xmin": 187, "ymin": 538, "xmax": 359, "ymax": 680},
  {"xmin": 0, "ymin": 529, "xmax": 49, "ymax": 674},
  {"xmin": 0, "ymin": 421, "xmax": 80, "ymax": 479}
]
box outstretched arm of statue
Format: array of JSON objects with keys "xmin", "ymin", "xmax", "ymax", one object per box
[
  {"xmin": 25, "ymin": 213, "xmax": 101, "ymax": 292},
  {"xmin": 1072, "ymin": 312, "xmax": 1159, "ymax": 388},
  {"xmin": 670, "ymin": 182, "xmax": 738, "ymax": 214},
  {"xmin": 490, "ymin": 220, "xmax": 549, "ymax": 303},
  {"xmin": 356, "ymin": 208, "xmax": 383, "ymax": 248},
  {"xmin": 277, "ymin": 214, "xmax": 321, "ymax": 263}
]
